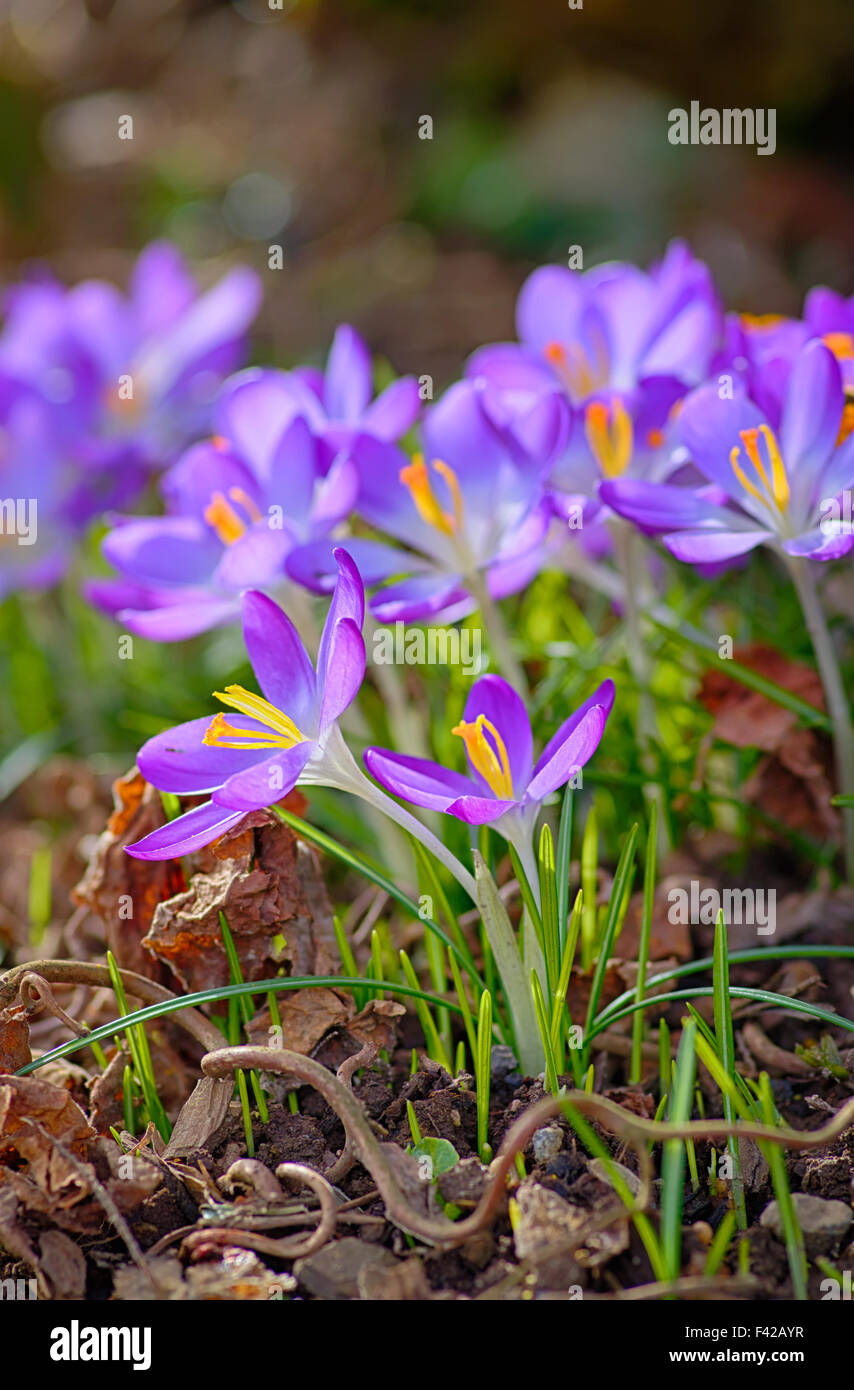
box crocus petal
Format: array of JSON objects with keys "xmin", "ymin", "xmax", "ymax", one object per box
[
  {"xmin": 130, "ymin": 241, "xmax": 195, "ymax": 337},
  {"xmin": 783, "ymin": 528, "xmax": 854, "ymax": 562},
  {"xmin": 161, "ymin": 442, "xmax": 259, "ymax": 520},
  {"xmin": 600, "ymin": 478, "xmax": 740, "ymax": 536},
  {"xmin": 240, "ymin": 589, "xmax": 317, "ymax": 730},
  {"xmin": 369, "ymin": 571, "xmax": 472, "ymax": 624},
  {"xmin": 816, "ymin": 432, "xmax": 854, "ymax": 504},
  {"xmin": 444, "ymin": 794, "xmax": 518, "ymax": 825},
  {"xmin": 212, "ymin": 525, "xmax": 294, "ymax": 590},
  {"xmin": 309, "ymin": 452, "xmax": 360, "ymax": 533},
  {"xmin": 126, "ymin": 800, "xmax": 246, "ymax": 860},
  {"xmin": 528, "ymin": 704, "xmax": 608, "ymax": 800},
  {"xmin": 101, "ymin": 516, "xmax": 221, "ymax": 585},
  {"xmin": 361, "ymin": 376, "xmax": 421, "ymax": 440},
  {"xmin": 214, "ymin": 369, "xmax": 300, "ymax": 474},
  {"xmin": 663, "ymin": 528, "xmax": 770, "ymax": 564},
  {"xmin": 137, "ymin": 715, "xmax": 271, "ymax": 793},
  {"xmin": 677, "ymin": 385, "xmax": 768, "ymax": 502},
  {"xmin": 286, "ymin": 536, "xmax": 430, "ymax": 594},
  {"xmin": 141, "ymin": 266, "xmax": 262, "ymax": 402},
  {"xmin": 213, "ymin": 740, "xmax": 315, "ymax": 813},
  {"xmin": 265, "ymin": 414, "xmax": 318, "ymax": 510},
  {"xmin": 779, "ymin": 340, "xmax": 843, "ymax": 483},
  {"xmin": 115, "ymin": 596, "xmax": 240, "ymax": 641},
  {"xmin": 516, "ymin": 266, "xmax": 584, "ymax": 356},
  {"xmin": 529, "ymin": 679, "xmax": 615, "ymax": 796},
  {"xmin": 363, "ymin": 748, "xmax": 477, "ymax": 811},
  {"xmin": 462, "ymin": 675, "xmax": 533, "ymax": 793},
  {"xmin": 316, "ymin": 548, "xmax": 365, "ymax": 689},
  {"xmin": 325, "ymin": 325, "xmax": 373, "ymax": 420},
  {"xmin": 466, "ymin": 343, "xmax": 557, "ymax": 396},
  {"xmin": 319, "ymin": 617, "xmax": 366, "ymax": 731}
]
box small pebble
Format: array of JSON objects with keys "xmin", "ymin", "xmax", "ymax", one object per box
[{"xmin": 532, "ymin": 1125, "xmax": 564, "ymax": 1165}]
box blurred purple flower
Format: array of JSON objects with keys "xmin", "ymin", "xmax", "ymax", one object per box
[
  {"xmin": 602, "ymin": 340, "xmax": 854, "ymax": 564},
  {"xmin": 0, "ymin": 242, "xmax": 261, "ymax": 499},
  {"xmin": 270, "ymin": 324, "xmax": 421, "ymax": 451},
  {"xmin": 468, "ymin": 240, "xmax": 720, "ymax": 409},
  {"xmin": 87, "ymin": 371, "xmax": 358, "ymax": 640},
  {"xmin": 126, "ymin": 548, "xmax": 366, "ymax": 860},
  {"xmin": 287, "ymin": 377, "xmax": 561, "ymax": 622}
]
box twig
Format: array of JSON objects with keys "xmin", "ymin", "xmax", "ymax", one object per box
[
  {"xmin": 1, "ymin": 959, "xmax": 225, "ymax": 1054},
  {"xmin": 201, "ymin": 1045, "xmax": 854, "ymax": 1250}
]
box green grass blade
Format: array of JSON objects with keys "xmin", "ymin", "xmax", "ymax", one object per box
[
  {"xmin": 660, "ymin": 1017, "xmax": 698, "ymax": 1283},
  {"xmin": 712, "ymin": 911, "xmax": 746, "ymax": 1225},
  {"xmin": 583, "ymin": 823, "xmax": 639, "ymax": 1054},
  {"xmin": 630, "ymin": 801, "xmax": 657, "ymax": 1084},
  {"xmin": 757, "ymin": 1072, "xmax": 807, "ymax": 1300}
]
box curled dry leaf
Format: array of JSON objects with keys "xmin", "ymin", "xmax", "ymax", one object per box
[
  {"xmin": 0, "ymin": 1010, "xmax": 31, "ymax": 1072},
  {"xmin": 72, "ymin": 770, "xmax": 185, "ymax": 979},
  {"xmin": 141, "ymin": 808, "xmax": 337, "ymax": 994},
  {"xmin": 0, "ymin": 1074, "xmax": 96, "ymax": 1207},
  {"xmin": 246, "ymin": 992, "xmax": 406, "ymax": 1063}
]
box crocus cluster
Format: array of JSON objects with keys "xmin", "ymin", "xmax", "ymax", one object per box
[{"xmin": 4, "ymin": 234, "xmax": 854, "ymax": 875}]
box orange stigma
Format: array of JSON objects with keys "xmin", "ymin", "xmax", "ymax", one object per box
[
  {"xmin": 203, "ymin": 488, "xmax": 263, "ymax": 545},
  {"xmin": 584, "ymin": 397, "xmax": 633, "ymax": 478},
  {"xmin": 730, "ymin": 423, "xmax": 789, "ymax": 512},
  {"xmin": 399, "ymin": 454, "xmax": 464, "ymax": 538}
]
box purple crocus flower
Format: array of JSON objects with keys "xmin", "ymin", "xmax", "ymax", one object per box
[
  {"xmin": 87, "ymin": 370, "xmax": 358, "ymax": 640},
  {"xmin": 0, "ymin": 242, "xmax": 261, "ymax": 499},
  {"xmin": 287, "ymin": 377, "xmax": 561, "ymax": 623},
  {"xmin": 267, "ymin": 324, "xmax": 421, "ymax": 452},
  {"xmin": 601, "ymin": 340, "xmax": 854, "ymax": 564},
  {"xmin": 125, "ymin": 549, "xmax": 366, "ymax": 860},
  {"xmin": 468, "ymin": 241, "xmax": 720, "ymax": 410},
  {"xmin": 364, "ymin": 674, "xmax": 614, "ymax": 869}
]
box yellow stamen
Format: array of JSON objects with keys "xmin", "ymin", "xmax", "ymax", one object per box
[
  {"xmin": 758, "ymin": 423, "xmax": 790, "ymax": 510},
  {"xmin": 837, "ymin": 397, "xmax": 854, "ymax": 446},
  {"xmin": 451, "ymin": 714, "xmax": 514, "ymax": 799},
  {"xmin": 202, "ymin": 685, "xmax": 307, "ymax": 750},
  {"xmin": 211, "ymin": 435, "xmax": 230, "ymax": 452},
  {"xmin": 730, "ymin": 424, "xmax": 790, "ymax": 512},
  {"xmin": 822, "ymin": 332, "xmax": 854, "ymax": 362},
  {"xmin": 204, "ymin": 491, "xmax": 246, "ymax": 545},
  {"xmin": 399, "ymin": 454, "xmax": 464, "ymax": 538},
  {"xmin": 646, "ymin": 427, "xmax": 665, "ymax": 449},
  {"xmin": 584, "ymin": 398, "xmax": 633, "ymax": 479}
]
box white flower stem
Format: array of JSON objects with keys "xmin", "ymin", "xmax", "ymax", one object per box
[
  {"xmin": 319, "ymin": 731, "xmax": 479, "ymax": 901},
  {"xmin": 466, "ymin": 568, "xmax": 527, "ymax": 695},
  {"xmin": 786, "ymin": 556, "xmax": 854, "ymax": 881}
]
